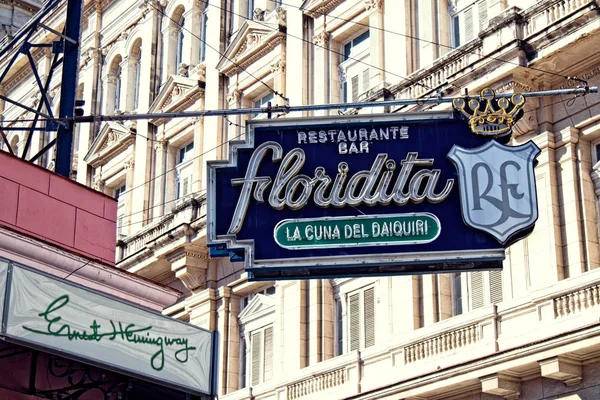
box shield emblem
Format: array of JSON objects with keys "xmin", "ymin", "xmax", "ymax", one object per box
[{"xmin": 447, "ymin": 140, "xmax": 541, "ymax": 244}]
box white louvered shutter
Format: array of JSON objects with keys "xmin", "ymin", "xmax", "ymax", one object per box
[
  {"xmin": 351, "ymin": 75, "xmax": 359, "ymax": 101},
  {"xmin": 489, "ymin": 270, "xmax": 503, "ymax": 304},
  {"xmin": 364, "ymin": 287, "xmax": 375, "ymax": 348},
  {"xmin": 251, "ymin": 330, "xmax": 262, "ymax": 386},
  {"xmin": 471, "ymin": 271, "xmax": 485, "ymax": 310},
  {"xmin": 263, "ymin": 326, "xmax": 273, "ymax": 382},
  {"xmin": 465, "ymin": 8, "xmax": 474, "ymax": 42},
  {"xmin": 478, "ymin": 0, "xmax": 488, "ymax": 31},
  {"xmin": 362, "ymin": 68, "xmax": 370, "ymax": 94},
  {"xmin": 349, "ymin": 293, "xmax": 360, "ymax": 351},
  {"xmin": 336, "ymin": 299, "xmax": 344, "ymax": 355}
]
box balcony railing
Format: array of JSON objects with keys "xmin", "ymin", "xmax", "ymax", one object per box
[
  {"xmin": 118, "ymin": 194, "xmax": 205, "ymax": 261},
  {"xmin": 221, "ymin": 267, "xmax": 600, "ymax": 400}
]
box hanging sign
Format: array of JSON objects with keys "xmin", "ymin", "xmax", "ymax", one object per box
[
  {"xmin": 0, "ymin": 263, "xmax": 214, "ymax": 396},
  {"xmin": 207, "ymin": 107, "xmax": 538, "ymax": 280}
]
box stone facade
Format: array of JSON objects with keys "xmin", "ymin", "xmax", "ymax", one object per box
[{"xmin": 1, "ymin": 0, "xmax": 600, "ymax": 399}]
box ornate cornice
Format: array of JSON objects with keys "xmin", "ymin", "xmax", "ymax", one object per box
[
  {"xmin": 221, "ymin": 33, "xmax": 285, "ymax": 77},
  {"xmin": 303, "ymin": 0, "xmax": 346, "ymax": 18}
]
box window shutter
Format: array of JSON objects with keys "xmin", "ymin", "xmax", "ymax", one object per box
[
  {"xmin": 465, "ymin": 8, "xmax": 474, "ymax": 42},
  {"xmin": 362, "ymin": 69, "xmax": 370, "ymax": 94},
  {"xmin": 251, "ymin": 330, "xmax": 262, "ymax": 386},
  {"xmin": 471, "ymin": 271, "xmax": 484, "ymax": 310},
  {"xmin": 453, "ymin": 273, "xmax": 463, "ymax": 316},
  {"xmin": 182, "ymin": 177, "xmax": 189, "ymax": 197},
  {"xmin": 263, "ymin": 326, "xmax": 273, "ymax": 381},
  {"xmin": 363, "ymin": 287, "xmax": 375, "ymax": 348},
  {"xmin": 478, "ymin": 0, "xmax": 488, "ymax": 31},
  {"xmin": 336, "ymin": 299, "xmax": 343, "ymax": 355},
  {"xmin": 240, "ymin": 337, "xmax": 247, "ymax": 388},
  {"xmin": 453, "ymin": 15, "xmax": 461, "ymax": 48},
  {"xmin": 349, "ymin": 293, "xmax": 360, "ymax": 351},
  {"xmin": 489, "ymin": 270, "xmax": 503, "ymax": 304},
  {"xmin": 351, "ymin": 75, "xmax": 359, "ymax": 102}
]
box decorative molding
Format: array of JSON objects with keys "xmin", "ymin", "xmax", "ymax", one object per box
[
  {"xmin": 313, "ymin": 31, "xmax": 330, "ymax": 49},
  {"xmin": 274, "ymin": 7, "xmax": 287, "ymax": 26},
  {"xmin": 92, "ymin": 178, "xmax": 105, "ymax": 191},
  {"xmin": 539, "ymin": 356, "xmax": 583, "ymax": 387},
  {"xmin": 227, "ymin": 89, "xmax": 243, "ymax": 105},
  {"xmin": 480, "ymin": 374, "xmax": 521, "ymax": 400},
  {"xmin": 303, "ymin": 0, "xmax": 346, "ymax": 18},
  {"xmin": 364, "ymin": 0, "xmax": 383, "ymax": 12},
  {"xmin": 253, "ymin": 7, "xmax": 265, "ymax": 21},
  {"xmin": 178, "ymin": 63, "xmax": 190, "ymax": 77},
  {"xmin": 153, "ymin": 140, "xmax": 168, "ymax": 151},
  {"xmin": 124, "ymin": 159, "xmax": 134, "ymax": 170},
  {"xmin": 270, "ymin": 59, "xmax": 286, "ymax": 74}
]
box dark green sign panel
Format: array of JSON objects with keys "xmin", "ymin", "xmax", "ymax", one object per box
[{"xmin": 274, "ymin": 213, "xmax": 441, "ymax": 249}]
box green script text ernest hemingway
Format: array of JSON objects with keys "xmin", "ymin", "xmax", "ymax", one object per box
[{"xmin": 22, "ymin": 295, "xmax": 196, "ymax": 371}]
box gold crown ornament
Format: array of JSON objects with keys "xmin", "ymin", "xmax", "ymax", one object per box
[{"xmin": 452, "ymin": 88, "xmax": 525, "ymax": 137}]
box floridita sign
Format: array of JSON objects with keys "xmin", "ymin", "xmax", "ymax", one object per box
[{"xmin": 208, "ymin": 104, "xmax": 539, "ymax": 280}]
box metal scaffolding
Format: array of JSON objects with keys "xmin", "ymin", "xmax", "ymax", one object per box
[{"xmin": 0, "ymin": 0, "xmax": 81, "ymax": 178}]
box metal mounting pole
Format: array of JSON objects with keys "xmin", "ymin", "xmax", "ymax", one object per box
[
  {"xmin": 74, "ymin": 86, "xmax": 598, "ymax": 123},
  {"xmin": 54, "ymin": 0, "xmax": 82, "ymax": 178}
]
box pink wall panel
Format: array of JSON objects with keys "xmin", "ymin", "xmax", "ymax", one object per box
[
  {"xmin": 0, "ymin": 151, "xmax": 117, "ymax": 265},
  {"xmin": 17, "ymin": 186, "xmax": 77, "ymax": 247},
  {"xmin": 75, "ymin": 209, "xmax": 117, "ymax": 264},
  {"xmin": 49, "ymin": 174, "xmax": 105, "ymax": 217},
  {"xmin": 0, "ymin": 176, "xmax": 19, "ymax": 225}
]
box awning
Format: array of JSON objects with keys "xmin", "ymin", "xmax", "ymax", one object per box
[{"xmin": 0, "ymin": 259, "xmax": 214, "ymax": 398}]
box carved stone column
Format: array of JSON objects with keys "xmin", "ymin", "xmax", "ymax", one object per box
[
  {"xmin": 365, "ymin": 0, "xmax": 384, "ymax": 89},
  {"xmin": 313, "ymin": 31, "xmax": 330, "ymax": 116}
]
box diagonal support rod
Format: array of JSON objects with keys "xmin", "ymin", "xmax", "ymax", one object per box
[
  {"xmin": 22, "ymin": 54, "xmax": 62, "ymax": 158},
  {"xmin": 25, "ymin": 49, "xmax": 55, "ymax": 119},
  {"xmin": 38, "ymin": 23, "xmax": 77, "ymax": 44}
]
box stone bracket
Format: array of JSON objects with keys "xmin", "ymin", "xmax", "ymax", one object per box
[
  {"xmin": 166, "ymin": 245, "xmax": 209, "ymax": 291},
  {"xmin": 481, "ymin": 373, "xmax": 521, "ymax": 400},
  {"xmin": 539, "ymin": 356, "xmax": 583, "ymax": 387}
]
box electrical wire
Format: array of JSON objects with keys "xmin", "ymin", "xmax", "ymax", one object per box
[
  {"xmin": 269, "ymin": 0, "xmax": 587, "ymax": 83},
  {"xmin": 111, "ymin": 93, "xmax": 593, "ymax": 228},
  {"xmin": 204, "ymin": 1, "xmax": 435, "ymax": 92},
  {"xmin": 143, "ymin": 0, "xmax": 287, "ymax": 104}
]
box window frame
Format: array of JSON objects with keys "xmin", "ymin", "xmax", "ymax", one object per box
[
  {"xmin": 175, "ymin": 141, "xmax": 194, "ymax": 199},
  {"xmin": 339, "ymin": 29, "xmax": 371, "ymax": 104},
  {"xmin": 334, "ymin": 282, "xmax": 377, "ymax": 355},
  {"xmin": 176, "ymin": 15, "xmax": 186, "ymax": 68}
]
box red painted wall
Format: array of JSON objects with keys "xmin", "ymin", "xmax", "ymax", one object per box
[{"xmin": 0, "ymin": 151, "xmax": 116, "ymax": 265}]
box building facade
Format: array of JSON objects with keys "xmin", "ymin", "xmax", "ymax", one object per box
[{"xmin": 1, "ymin": 0, "xmax": 600, "ymax": 399}]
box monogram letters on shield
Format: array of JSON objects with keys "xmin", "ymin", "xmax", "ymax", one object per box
[{"xmin": 447, "ymin": 140, "xmax": 541, "ymax": 244}]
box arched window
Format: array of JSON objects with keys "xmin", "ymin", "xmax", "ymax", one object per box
[
  {"xmin": 134, "ymin": 51, "xmax": 141, "ymax": 108},
  {"xmin": 175, "ymin": 15, "xmax": 185, "ymax": 68},
  {"xmin": 114, "ymin": 65, "xmax": 122, "ymax": 111},
  {"xmin": 199, "ymin": 7, "xmax": 208, "ymax": 62},
  {"xmin": 130, "ymin": 39, "xmax": 143, "ymax": 110},
  {"xmin": 106, "ymin": 55, "xmax": 123, "ymax": 113}
]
